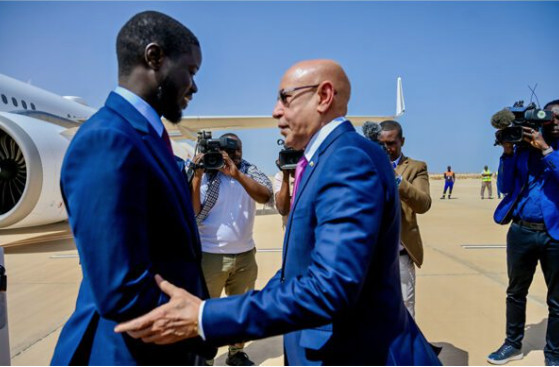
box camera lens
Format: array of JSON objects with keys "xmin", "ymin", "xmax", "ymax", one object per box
[{"xmin": 203, "ymin": 152, "xmax": 224, "ymax": 170}]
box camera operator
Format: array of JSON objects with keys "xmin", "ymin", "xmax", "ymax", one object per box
[
  {"xmin": 488, "ymin": 100, "xmax": 559, "ymax": 366},
  {"xmin": 191, "ymin": 133, "xmax": 272, "ymax": 366}
]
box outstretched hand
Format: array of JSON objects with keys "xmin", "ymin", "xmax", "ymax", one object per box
[{"xmin": 114, "ymin": 275, "xmax": 202, "ymax": 345}]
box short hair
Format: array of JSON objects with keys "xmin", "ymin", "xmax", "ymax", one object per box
[
  {"xmin": 116, "ymin": 11, "xmax": 199, "ymax": 76},
  {"xmin": 544, "ymin": 99, "xmax": 559, "ymax": 109},
  {"xmin": 220, "ymin": 133, "xmax": 240, "ymax": 141},
  {"xmin": 380, "ymin": 120, "xmax": 403, "ymax": 139}
]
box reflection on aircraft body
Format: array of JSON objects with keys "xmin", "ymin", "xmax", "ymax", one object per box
[{"xmin": 0, "ymin": 73, "xmax": 404, "ymax": 231}]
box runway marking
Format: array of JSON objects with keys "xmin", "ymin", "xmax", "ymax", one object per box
[
  {"xmin": 9, "ymin": 321, "xmax": 66, "ymax": 360},
  {"xmin": 49, "ymin": 254, "xmax": 79, "ymax": 259},
  {"xmin": 461, "ymin": 244, "xmax": 506, "ymax": 249},
  {"xmin": 428, "ymin": 244, "xmax": 546, "ymax": 307}
]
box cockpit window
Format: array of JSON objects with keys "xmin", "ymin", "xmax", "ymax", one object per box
[
  {"xmin": 1, "ymin": 94, "xmax": 7, "ymax": 104},
  {"xmin": 11, "ymin": 97, "xmax": 18, "ymax": 107}
]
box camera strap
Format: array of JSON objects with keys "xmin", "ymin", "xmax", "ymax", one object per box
[
  {"xmin": 195, "ymin": 160, "xmax": 273, "ymax": 224},
  {"xmin": 196, "ymin": 171, "xmax": 221, "ymax": 225}
]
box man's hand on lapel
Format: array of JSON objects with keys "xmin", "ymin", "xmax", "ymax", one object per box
[{"xmin": 114, "ymin": 274, "xmax": 201, "ymax": 344}]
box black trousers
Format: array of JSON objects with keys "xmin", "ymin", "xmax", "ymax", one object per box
[{"xmin": 505, "ymin": 222, "xmax": 559, "ymax": 359}]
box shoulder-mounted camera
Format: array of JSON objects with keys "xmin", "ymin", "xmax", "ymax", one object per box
[{"xmin": 492, "ymin": 100, "xmax": 554, "ymax": 145}]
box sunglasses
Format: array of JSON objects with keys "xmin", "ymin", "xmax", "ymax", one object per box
[{"xmin": 277, "ymin": 84, "xmax": 320, "ymax": 105}]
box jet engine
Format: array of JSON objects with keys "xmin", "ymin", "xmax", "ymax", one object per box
[{"xmin": 0, "ymin": 112, "xmax": 70, "ymax": 229}]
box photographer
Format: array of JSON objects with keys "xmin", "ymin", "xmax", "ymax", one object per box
[
  {"xmin": 488, "ymin": 100, "xmax": 559, "ymax": 366},
  {"xmin": 191, "ymin": 133, "xmax": 272, "ymax": 366}
]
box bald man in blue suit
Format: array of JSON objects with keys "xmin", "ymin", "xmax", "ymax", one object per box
[{"xmin": 116, "ymin": 59, "xmax": 440, "ymax": 366}]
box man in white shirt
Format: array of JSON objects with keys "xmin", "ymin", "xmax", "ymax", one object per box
[{"xmin": 191, "ymin": 133, "xmax": 272, "ymax": 366}]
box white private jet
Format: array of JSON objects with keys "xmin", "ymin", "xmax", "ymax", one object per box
[{"xmin": 0, "ymin": 73, "xmax": 405, "ymax": 231}]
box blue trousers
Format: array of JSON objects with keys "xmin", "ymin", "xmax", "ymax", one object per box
[
  {"xmin": 443, "ymin": 181, "xmax": 454, "ymax": 194},
  {"xmin": 506, "ymin": 222, "xmax": 559, "ymax": 359}
]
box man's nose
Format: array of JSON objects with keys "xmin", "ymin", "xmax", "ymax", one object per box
[
  {"xmin": 272, "ymin": 100, "xmax": 283, "ymax": 119},
  {"xmin": 190, "ymin": 80, "xmax": 198, "ymax": 95}
]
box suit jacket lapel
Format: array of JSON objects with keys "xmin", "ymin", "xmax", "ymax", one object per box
[
  {"xmin": 395, "ymin": 155, "xmax": 409, "ymax": 177},
  {"xmin": 106, "ymin": 93, "xmax": 186, "ymax": 198},
  {"xmin": 105, "ymin": 93, "xmax": 200, "ymax": 255},
  {"xmin": 290, "ymin": 121, "xmax": 355, "ymax": 213}
]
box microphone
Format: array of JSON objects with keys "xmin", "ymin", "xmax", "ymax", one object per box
[
  {"xmin": 362, "ymin": 121, "xmax": 383, "ymax": 143},
  {"xmin": 491, "ymin": 109, "xmax": 515, "ymax": 129}
]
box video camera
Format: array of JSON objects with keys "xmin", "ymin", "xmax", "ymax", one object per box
[
  {"xmin": 276, "ymin": 139, "xmax": 303, "ymax": 170},
  {"xmin": 197, "ymin": 131, "xmax": 238, "ymax": 170},
  {"xmin": 183, "ymin": 131, "xmax": 238, "ymax": 184},
  {"xmin": 492, "ymin": 101, "xmax": 554, "ymax": 145}
]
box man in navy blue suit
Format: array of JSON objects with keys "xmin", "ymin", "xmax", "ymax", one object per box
[
  {"xmin": 116, "ymin": 59, "xmax": 440, "ymax": 366},
  {"xmin": 51, "ymin": 11, "xmax": 216, "ymax": 365},
  {"xmin": 488, "ymin": 100, "xmax": 559, "ymax": 366}
]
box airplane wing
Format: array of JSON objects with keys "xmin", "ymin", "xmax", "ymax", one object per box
[{"xmin": 165, "ymin": 76, "xmax": 406, "ymax": 141}]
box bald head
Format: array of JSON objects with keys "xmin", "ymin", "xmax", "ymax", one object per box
[
  {"xmin": 274, "ymin": 59, "xmax": 352, "ymax": 150},
  {"xmin": 283, "ymin": 60, "xmax": 351, "ymax": 116}
]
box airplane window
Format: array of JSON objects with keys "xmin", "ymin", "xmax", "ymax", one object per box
[
  {"xmin": 12, "ymin": 97, "xmax": 18, "ymax": 107},
  {"xmin": 1, "ymin": 94, "xmax": 7, "ymax": 104},
  {"xmin": 21, "ymin": 100, "xmax": 27, "ymax": 109},
  {"xmin": 30, "ymin": 103, "xmax": 36, "ymax": 110}
]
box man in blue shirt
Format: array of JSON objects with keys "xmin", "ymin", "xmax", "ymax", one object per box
[{"xmin": 488, "ymin": 100, "xmax": 559, "ymax": 366}]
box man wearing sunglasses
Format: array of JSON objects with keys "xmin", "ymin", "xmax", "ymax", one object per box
[
  {"xmin": 488, "ymin": 100, "xmax": 559, "ymax": 366},
  {"xmin": 116, "ymin": 59, "xmax": 441, "ymax": 366}
]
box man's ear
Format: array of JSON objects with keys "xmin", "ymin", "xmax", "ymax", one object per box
[
  {"xmin": 401, "ymin": 136, "xmax": 405, "ymax": 147},
  {"xmin": 144, "ymin": 43, "xmax": 164, "ymax": 70},
  {"xmin": 316, "ymin": 81, "xmax": 335, "ymax": 114}
]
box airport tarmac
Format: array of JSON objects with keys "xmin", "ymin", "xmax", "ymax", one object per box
[{"xmin": 1, "ymin": 177, "xmax": 551, "ymax": 365}]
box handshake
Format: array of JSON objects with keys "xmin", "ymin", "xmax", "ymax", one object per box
[{"xmin": 114, "ymin": 275, "xmax": 202, "ymax": 345}]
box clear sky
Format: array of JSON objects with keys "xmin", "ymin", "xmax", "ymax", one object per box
[{"xmin": 1, "ymin": 1, "xmax": 558, "ymax": 175}]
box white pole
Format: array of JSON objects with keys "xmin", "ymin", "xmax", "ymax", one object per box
[{"xmin": 0, "ymin": 247, "xmax": 10, "ymax": 365}]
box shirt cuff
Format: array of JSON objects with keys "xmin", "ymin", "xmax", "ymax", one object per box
[
  {"xmin": 542, "ymin": 147, "xmax": 554, "ymax": 156},
  {"xmin": 198, "ymin": 300, "xmax": 206, "ymax": 340}
]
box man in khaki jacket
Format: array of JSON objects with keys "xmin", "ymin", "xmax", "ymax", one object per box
[{"xmin": 379, "ymin": 120, "xmax": 432, "ymax": 319}]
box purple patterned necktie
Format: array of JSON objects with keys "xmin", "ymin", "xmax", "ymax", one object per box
[{"xmin": 291, "ymin": 156, "xmax": 308, "ymax": 207}]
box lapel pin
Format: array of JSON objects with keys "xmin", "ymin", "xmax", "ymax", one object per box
[{"xmin": 309, "ymin": 161, "xmax": 314, "ymax": 167}]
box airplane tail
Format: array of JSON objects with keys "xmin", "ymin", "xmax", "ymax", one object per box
[{"xmin": 396, "ymin": 77, "xmax": 405, "ymax": 117}]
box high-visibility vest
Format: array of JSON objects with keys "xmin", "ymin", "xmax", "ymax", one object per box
[
  {"xmin": 481, "ymin": 169, "xmax": 492, "ymax": 182},
  {"xmin": 444, "ymin": 171, "xmax": 454, "ymax": 181}
]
